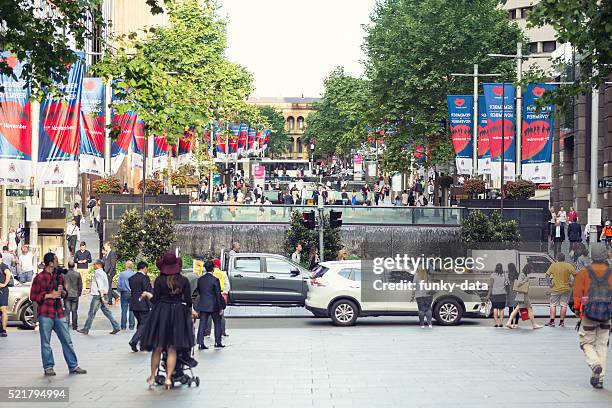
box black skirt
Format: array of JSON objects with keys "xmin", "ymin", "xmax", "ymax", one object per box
[
  {"xmin": 491, "ymin": 294, "xmax": 507, "ymax": 310},
  {"xmin": 139, "ymin": 300, "xmax": 195, "ymax": 351}
]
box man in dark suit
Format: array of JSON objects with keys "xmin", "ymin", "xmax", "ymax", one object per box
[
  {"xmin": 128, "ymin": 261, "xmax": 152, "ymax": 352},
  {"xmin": 195, "ymin": 260, "xmax": 226, "ymax": 349},
  {"xmin": 550, "ymin": 217, "xmax": 566, "ymax": 257},
  {"xmin": 102, "ymin": 241, "xmax": 119, "ymax": 304}
]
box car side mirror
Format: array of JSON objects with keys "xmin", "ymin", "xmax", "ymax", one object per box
[{"xmin": 290, "ymin": 270, "xmax": 300, "ymax": 277}]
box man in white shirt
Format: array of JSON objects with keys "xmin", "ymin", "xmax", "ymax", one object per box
[
  {"xmin": 77, "ymin": 260, "xmax": 120, "ymax": 335},
  {"xmin": 291, "ymin": 243, "xmax": 302, "ymax": 264},
  {"xmin": 17, "ymin": 245, "xmax": 35, "ymax": 283}
]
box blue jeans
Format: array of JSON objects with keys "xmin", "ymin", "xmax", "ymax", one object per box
[
  {"xmin": 82, "ymin": 296, "xmax": 120, "ymax": 332},
  {"xmin": 119, "ymin": 291, "xmax": 135, "ymax": 330},
  {"xmin": 18, "ymin": 270, "xmax": 33, "ymax": 283},
  {"xmin": 38, "ymin": 315, "xmax": 79, "ymax": 370}
]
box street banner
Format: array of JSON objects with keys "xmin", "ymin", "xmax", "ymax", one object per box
[
  {"xmin": 177, "ymin": 131, "xmax": 195, "ymax": 166},
  {"xmin": 253, "ymin": 165, "xmax": 265, "ymax": 187},
  {"xmin": 214, "ymin": 122, "xmax": 227, "ymax": 160},
  {"xmin": 229, "ymin": 123, "xmax": 239, "ymax": 160},
  {"xmin": 152, "ymin": 135, "xmax": 168, "ymax": 173},
  {"xmin": 483, "ymin": 83, "xmax": 516, "ymax": 181},
  {"xmin": 132, "ymin": 118, "xmax": 146, "ymax": 169},
  {"xmin": 0, "ymin": 52, "xmax": 32, "ymax": 185},
  {"xmin": 110, "ymin": 112, "xmax": 136, "ymax": 174},
  {"xmin": 354, "ymin": 153, "xmax": 363, "ymax": 174},
  {"xmin": 477, "ymin": 95, "xmax": 491, "ymax": 175},
  {"xmin": 38, "ymin": 56, "xmax": 84, "ymax": 188},
  {"xmin": 447, "ymin": 95, "xmax": 473, "ymax": 175},
  {"xmin": 261, "ymin": 129, "xmax": 271, "ymax": 153},
  {"xmin": 255, "ymin": 130, "xmax": 264, "ymax": 154},
  {"xmin": 522, "ymin": 84, "xmax": 555, "ymax": 183},
  {"xmin": 79, "ymin": 77, "xmax": 105, "ymax": 176},
  {"xmin": 238, "ymin": 123, "xmax": 248, "ymax": 157},
  {"xmin": 247, "ymin": 127, "xmax": 257, "ymax": 155}
]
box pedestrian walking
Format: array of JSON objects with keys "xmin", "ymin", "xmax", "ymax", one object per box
[
  {"xmin": 63, "ymin": 261, "xmax": 82, "ymax": 330},
  {"xmin": 600, "ymin": 220, "xmax": 612, "ymax": 248},
  {"xmin": 550, "ymin": 217, "xmax": 565, "ymax": 257},
  {"xmin": 557, "ymin": 207, "xmax": 567, "ymax": 226},
  {"xmin": 77, "ymin": 259, "xmax": 120, "ymax": 335},
  {"xmin": 102, "ymin": 241, "xmax": 120, "ymax": 304},
  {"xmin": 544, "ymin": 253, "xmax": 576, "ymax": 327},
  {"xmin": 118, "ymin": 260, "xmax": 136, "ymax": 330},
  {"xmin": 308, "ymin": 247, "xmax": 320, "ymax": 271},
  {"xmin": 487, "ymin": 263, "xmax": 508, "ymax": 327},
  {"xmin": 505, "ymin": 263, "xmax": 542, "ymax": 330},
  {"xmin": 203, "ymin": 259, "xmax": 230, "ymax": 339},
  {"xmin": 574, "ymin": 243, "xmax": 591, "ymax": 272},
  {"xmin": 2, "ymin": 245, "xmax": 16, "ymax": 279},
  {"xmin": 0, "ymin": 261, "xmax": 11, "ymax": 337},
  {"xmin": 568, "ymin": 219, "xmax": 582, "ymax": 252},
  {"xmin": 228, "ymin": 241, "xmax": 240, "ymax": 256},
  {"xmin": 7, "ymin": 227, "xmax": 17, "ymax": 253},
  {"xmin": 91, "ymin": 200, "xmax": 100, "ymax": 230},
  {"xmin": 568, "ymin": 206, "xmax": 578, "ymax": 223},
  {"xmin": 506, "ymin": 263, "xmax": 519, "ymax": 328},
  {"xmin": 573, "ymin": 243, "xmax": 611, "ymax": 389},
  {"xmin": 291, "ymin": 243, "xmax": 302, "ymax": 264},
  {"xmin": 17, "ymin": 245, "xmax": 35, "ymax": 283},
  {"xmin": 29, "ymin": 252, "xmax": 86, "ymax": 376},
  {"xmin": 414, "ymin": 267, "xmax": 433, "ymax": 328},
  {"xmin": 66, "ymin": 219, "xmax": 79, "ymax": 257},
  {"xmin": 73, "ymin": 241, "xmax": 92, "ymax": 287},
  {"xmin": 128, "ymin": 261, "xmax": 153, "ymax": 352},
  {"xmin": 195, "ymin": 260, "xmax": 226, "ymax": 349},
  {"xmin": 139, "ymin": 252, "xmax": 195, "ymax": 389}
]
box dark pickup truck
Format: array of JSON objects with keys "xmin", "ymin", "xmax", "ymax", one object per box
[{"xmin": 222, "ymin": 252, "xmax": 310, "ymax": 306}]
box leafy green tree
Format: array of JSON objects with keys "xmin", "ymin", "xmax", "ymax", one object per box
[
  {"xmin": 114, "ymin": 208, "xmax": 144, "ymax": 262},
  {"xmin": 461, "ymin": 210, "xmax": 520, "ymax": 247},
  {"xmin": 527, "ymin": 0, "xmax": 611, "ymax": 102},
  {"xmin": 304, "ymin": 67, "xmax": 370, "ymax": 161},
  {"xmin": 0, "ymin": 0, "xmax": 171, "ymax": 97},
  {"xmin": 142, "ymin": 207, "xmax": 176, "ymax": 261},
  {"xmin": 283, "ymin": 210, "xmax": 343, "ymax": 265},
  {"xmin": 364, "ymin": 0, "xmax": 524, "ymax": 173},
  {"xmin": 257, "ymin": 105, "xmax": 291, "ymax": 158}
]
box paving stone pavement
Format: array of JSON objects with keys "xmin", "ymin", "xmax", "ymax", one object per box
[{"xmin": 2, "ymin": 322, "xmax": 611, "ymax": 408}]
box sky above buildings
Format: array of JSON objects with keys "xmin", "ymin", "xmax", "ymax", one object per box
[{"xmin": 219, "ymin": 0, "xmax": 376, "ymax": 98}]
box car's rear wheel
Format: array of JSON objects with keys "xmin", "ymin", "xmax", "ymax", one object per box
[
  {"xmin": 433, "ymin": 299, "xmax": 463, "ymax": 326},
  {"xmin": 330, "ymin": 299, "xmax": 358, "ymax": 326},
  {"xmin": 19, "ymin": 302, "xmax": 35, "ymax": 329}
]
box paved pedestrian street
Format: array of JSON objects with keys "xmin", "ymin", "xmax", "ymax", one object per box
[{"xmin": 2, "ymin": 319, "xmax": 611, "ymax": 408}]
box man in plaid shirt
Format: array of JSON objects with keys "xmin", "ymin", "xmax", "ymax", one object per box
[{"xmin": 30, "ymin": 252, "xmax": 87, "ymax": 376}]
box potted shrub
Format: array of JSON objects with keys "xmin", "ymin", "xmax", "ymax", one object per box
[
  {"xmin": 505, "ymin": 179, "xmax": 536, "ymax": 199},
  {"xmin": 138, "ymin": 178, "xmax": 164, "ymax": 195},
  {"xmin": 92, "ymin": 177, "xmax": 122, "ymax": 195},
  {"xmin": 464, "ymin": 178, "xmax": 486, "ymax": 197}
]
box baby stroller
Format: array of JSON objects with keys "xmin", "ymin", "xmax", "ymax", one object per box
[{"xmin": 155, "ymin": 348, "xmax": 200, "ymax": 388}]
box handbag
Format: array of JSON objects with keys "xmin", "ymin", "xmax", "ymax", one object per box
[
  {"xmin": 513, "ymin": 279, "xmax": 530, "ymax": 293},
  {"xmin": 519, "ymin": 308, "xmax": 529, "ymax": 321}
]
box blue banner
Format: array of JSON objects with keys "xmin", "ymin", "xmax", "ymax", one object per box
[
  {"xmin": 477, "ymin": 95, "xmax": 490, "ymax": 175},
  {"xmin": 0, "ymin": 52, "xmax": 32, "ymax": 185},
  {"xmin": 38, "ymin": 55, "xmax": 84, "ymax": 187},
  {"xmin": 483, "ymin": 83, "xmax": 515, "ymax": 181},
  {"xmin": 522, "ymin": 83, "xmax": 555, "ymax": 183},
  {"xmin": 447, "ymin": 95, "xmax": 473, "ymax": 175},
  {"xmin": 79, "ymin": 77, "xmax": 105, "ymax": 176}
]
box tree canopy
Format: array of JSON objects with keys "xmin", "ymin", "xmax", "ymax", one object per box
[
  {"xmin": 257, "ymin": 106, "xmax": 291, "ymax": 158},
  {"xmin": 363, "ymin": 0, "xmax": 524, "ymax": 173},
  {"xmin": 0, "ymin": 0, "xmax": 172, "ymax": 96}
]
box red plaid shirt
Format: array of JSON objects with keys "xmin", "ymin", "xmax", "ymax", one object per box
[{"xmin": 30, "ymin": 270, "xmax": 66, "ymax": 319}]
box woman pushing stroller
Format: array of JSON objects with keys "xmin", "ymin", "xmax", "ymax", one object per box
[{"xmin": 139, "ymin": 252, "xmax": 196, "ymax": 389}]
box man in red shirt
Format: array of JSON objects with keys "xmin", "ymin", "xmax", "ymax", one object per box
[{"xmin": 30, "ymin": 252, "xmax": 87, "ymax": 376}]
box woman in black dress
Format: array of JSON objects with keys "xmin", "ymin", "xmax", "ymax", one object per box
[{"xmin": 140, "ymin": 252, "xmax": 194, "ymax": 389}]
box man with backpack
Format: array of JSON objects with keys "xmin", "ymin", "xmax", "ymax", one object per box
[{"xmin": 573, "ymin": 243, "xmax": 612, "ymax": 389}]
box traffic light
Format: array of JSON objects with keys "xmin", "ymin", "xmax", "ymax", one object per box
[
  {"xmin": 302, "ymin": 210, "xmax": 316, "ymax": 230},
  {"xmin": 330, "ymin": 210, "xmax": 343, "ymax": 229}
]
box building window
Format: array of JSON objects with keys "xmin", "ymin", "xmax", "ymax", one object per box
[
  {"xmin": 522, "ymin": 6, "xmax": 532, "ymax": 18},
  {"xmin": 297, "ymin": 138, "xmax": 303, "ymax": 153},
  {"xmin": 507, "ymin": 9, "xmax": 516, "ymax": 20},
  {"xmin": 287, "ymin": 116, "xmax": 295, "ymax": 131},
  {"xmin": 542, "ymin": 41, "xmax": 556, "ymax": 53},
  {"xmin": 528, "ymin": 42, "xmax": 539, "ymax": 54},
  {"xmin": 297, "ymin": 116, "xmax": 304, "ymax": 130}
]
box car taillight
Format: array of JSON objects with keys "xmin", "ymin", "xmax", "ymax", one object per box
[{"xmin": 311, "ymin": 278, "xmax": 327, "ymax": 287}]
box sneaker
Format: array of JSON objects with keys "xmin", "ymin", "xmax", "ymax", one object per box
[
  {"xmin": 420, "ymin": 325, "xmax": 425, "ymax": 329},
  {"xmin": 545, "ymin": 321, "xmax": 555, "ymax": 327},
  {"xmin": 0, "ymin": 330, "xmax": 7, "ymax": 337},
  {"xmin": 558, "ymin": 321, "xmax": 565, "ymax": 327},
  {"xmin": 44, "ymin": 368, "xmax": 56, "ymax": 376},
  {"xmin": 76, "ymin": 329, "xmax": 88, "ymax": 335},
  {"xmin": 109, "ymin": 329, "xmax": 120, "ymax": 335},
  {"xmin": 428, "ymin": 324, "xmax": 433, "ymax": 328},
  {"xmin": 590, "ymin": 365, "xmax": 603, "ymax": 388},
  {"xmin": 70, "ymin": 367, "xmax": 87, "ymax": 375}
]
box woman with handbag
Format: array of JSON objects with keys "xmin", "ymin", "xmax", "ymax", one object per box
[
  {"xmin": 506, "ymin": 263, "xmax": 520, "ymax": 328},
  {"xmin": 487, "ymin": 263, "xmax": 507, "ymax": 327},
  {"xmin": 505, "ymin": 263, "xmax": 542, "ymax": 329}
]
